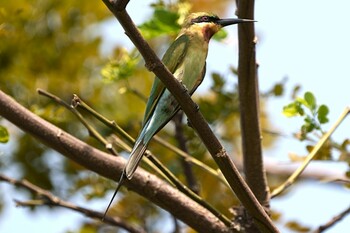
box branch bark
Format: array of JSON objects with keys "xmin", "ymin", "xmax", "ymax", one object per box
[
  {"xmin": 101, "ymin": 0, "xmax": 278, "ymax": 232},
  {"xmin": 0, "ymin": 90, "xmax": 229, "ymax": 233},
  {"xmin": 237, "ymin": 0, "xmax": 270, "ymax": 207},
  {"xmin": 173, "ymin": 112, "xmax": 200, "ymax": 194}
]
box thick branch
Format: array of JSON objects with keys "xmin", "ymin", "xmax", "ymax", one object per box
[
  {"xmin": 237, "ymin": 0, "xmax": 270, "ymax": 207},
  {"xmin": 101, "ymin": 1, "xmax": 278, "ymax": 232},
  {"xmin": 0, "ymin": 90, "xmax": 229, "ymax": 233}
]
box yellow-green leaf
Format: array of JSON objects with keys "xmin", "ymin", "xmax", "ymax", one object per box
[{"xmin": 0, "ymin": 125, "xmax": 9, "ymax": 143}]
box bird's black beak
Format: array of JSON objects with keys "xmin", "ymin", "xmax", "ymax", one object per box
[{"xmin": 217, "ymin": 18, "xmax": 256, "ymax": 27}]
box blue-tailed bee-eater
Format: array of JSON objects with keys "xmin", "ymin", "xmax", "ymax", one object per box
[{"xmin": 104, "ymin": 12, "xmax": 255, "ymax": 218}]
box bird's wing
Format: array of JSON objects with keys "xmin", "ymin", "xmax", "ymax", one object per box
[
  {"xmin": 142, "ymin": 34, "xmax": 190, "ymax": 125},
  {"xmin": 189, "ymin": 62, "xmax": 206, "ymax": 95}
]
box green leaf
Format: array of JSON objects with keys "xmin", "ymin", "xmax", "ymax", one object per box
[
  {"xmin": 295, "ymin": 97, "xmax": 308, "ymax": 107},
  {"xmin": 304, "ymin": 91, "xmax": 316, "ymax": 110},
  {"xmin": 272, "ymin": 83, "xmax": 284, "ymax": 96},
  {"xmin": 285, "ymin": 220, "xmax": 311, "ymax": 232},
  {"xmin": 282, "ymin": 103, "xmax": 297, "ymax": 117},
  {"xmin": 283, "ymin": 102, "xmax": 304, "ymax": 117},
  {"xmin": 346, "ymin": 170, "xmax": 350, "ymax": 177},
  {"xmin": 138, "ymin": 8, "xmax": 181, "ymax": 39},
  {"xmin": 101, "ymin": 48, "xmax": 139, "ymax": 82},
  {"xmin": 303, "ymin": 116, "xmax": 316, "ymax": 132},
  {"xmin": 229, "ymin": 66, "xmax": 238, "ymax": 76},
  {"xmin": 0, "ymin": 125, "xmax": 9, "ymax": 143},
  {"xmin": 211, "ymin": 72, "xmax": 225, "ymax": 91},
  {"xmin": 307, "ymin": 141, "xmax": 332, "ymax": 160},
  {"xmin": 317, "ymin": 104, "xmax": 329, "ymax": 124}
]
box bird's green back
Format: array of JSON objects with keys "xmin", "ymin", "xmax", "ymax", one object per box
[{"xmin": 142, "ymin": 34, "xmax": 190, "ymax": 125}]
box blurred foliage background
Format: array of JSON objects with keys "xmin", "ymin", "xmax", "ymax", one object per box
[{"xmin": 0, "ymin": 0, "xmax": 349, "ymax": 232}]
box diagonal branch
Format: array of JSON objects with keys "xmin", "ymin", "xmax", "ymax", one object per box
[
  {"xmin": 0, "ymin": 174, "xmax": 145, "ymax": 233},
  {"xmin": 314, "ymin": 205, "xmax": 350, "ymax": 233},
  {"xmin": 101, "ymin": 0, "xmax": 278, "ymax": 232},
  {"xmin": 271, "ymin": 107, "xmax": 350, "ymax": 197}
]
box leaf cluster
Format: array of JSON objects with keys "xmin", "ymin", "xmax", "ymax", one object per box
[
  {"xmin": 283, "ymin": 91, "xmax": 350, "ymax": 167},
  {"xmin": 101, "ymin": 48, "xmax": 140, "ymax": 82},
  {"xmin": 0, "ymin": 0, "xmax": 117, "ymax": 210},
  {"xmin": 283, "ymin": 91, "xmax": 329, "ymax": 140},
  {"xmin": 138, "ymin": 7, "xmax": 181, "ymax": 39},
  {"xmin": 138, "ymin": 2, "xmax": 228, "ymax": 41}
]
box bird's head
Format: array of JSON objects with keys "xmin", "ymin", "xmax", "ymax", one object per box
[{"xmin": 181, "ymin": 12, "xmax": 255, "ymax": 42}]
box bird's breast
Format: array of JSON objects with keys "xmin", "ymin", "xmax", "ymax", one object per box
[{"xmin": 177, "ymin": 40, "xmax": 208, "ymax": 91}]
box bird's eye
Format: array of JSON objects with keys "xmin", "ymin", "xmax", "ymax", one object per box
[{"xmin": 201, "ymin": 16, "xmax": 209, "ymax": 21}]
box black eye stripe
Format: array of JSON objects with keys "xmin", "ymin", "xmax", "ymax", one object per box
[{"xmin": 191, "ymin": 16, "xmax": 218, "ymax": 24}]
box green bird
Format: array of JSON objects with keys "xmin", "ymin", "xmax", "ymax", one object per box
[{"xmin": 104, "ymin": 12, "xmax": 254, "ymax": 218}]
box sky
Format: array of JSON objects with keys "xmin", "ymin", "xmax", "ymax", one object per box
[{"xmin": 1, "ymin": 0, "xmax": 350, "ymax": 232}]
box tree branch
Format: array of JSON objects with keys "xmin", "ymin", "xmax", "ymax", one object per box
[
  {"xmin": 101, "ymin": 0, "xmax": 278, "ymax": 232},
  {"xmin": 314, "ymin": 205, "xmax": 350, "ymax": 233},
  {"xmin": 0, "ymin": 90, "xmax": 229, "ymax": 233},
  {"xmin": 271, "ymin": 107, "xmax": 350, "ymax": 197},
  {"xmin": 0, "ymin": 174, "xmax": 145, "ymax": 233},
  {"xmin": 237, "ymin": 0, "xmax": 270, "ymax": 208},
  {"xmin": 173, "ymin": 112, "xmax": 200, "ymax": 194}
]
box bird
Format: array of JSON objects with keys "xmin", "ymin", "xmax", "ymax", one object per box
[{"xmin": 103, "ymin": 12, "xmax": 255, "ymax": 219}]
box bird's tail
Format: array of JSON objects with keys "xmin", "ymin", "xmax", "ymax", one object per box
[
  {"xmin": 103, "ymin": 126, "xmax": 149, "ymax": 219},
  {"xmin": 125, "ymin": 138, "xmax": 148, "ymax": 179}
]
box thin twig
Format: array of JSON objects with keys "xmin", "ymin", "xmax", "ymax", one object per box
[
  {"xmin": 271, "ymin": 107, "xmax": 350, "ymax": 197},
  {"xmin": 38, "ymin": 90, "xmax": 231, "ymax": 225},
  {"xmin": 71, "ymin": 94, "xmax": 134, "ymax": 145},
  {"xmin": 74, "ymin": 100, "xmax": 232, "ymax": 225},
  {"xmin": 324, "ymin": 178, "xmax": 350, "ymax": 185},
  {"xmin": 122, "ymin": 84, "xmax": 230, "ymax": 186},
  {"xmin": 0, "ymin": 174, "xmax": 145, "ymax": 233},
  {"xmin": 314, "ymin": 205, "xmax": 350, "ymax": 233},
  {"xmin": 145, "ymin": 152, "xmax": 232, "ymax": 226},
  {"xmin": 75, "ymin": 93, "xmax": 229, "ymax": 186},
  {"xmin": 72, "ymin": 93, "xmax": 229, "ymax": 184},
  {"xmin": 37, "ymin": 89, "xmax": 119, "ymax": 156},
  {"xmin": 70, "ymin": 94, "xmax": 231, "ymax": 224},
  {"xmin": 154, "ymin": 135, "xmax": 229, "ymax": 186}
]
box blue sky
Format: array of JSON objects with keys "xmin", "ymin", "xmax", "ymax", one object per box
[{"xmin": 1, "ymin": 0, "xmax": 350, "ymax": 232}]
